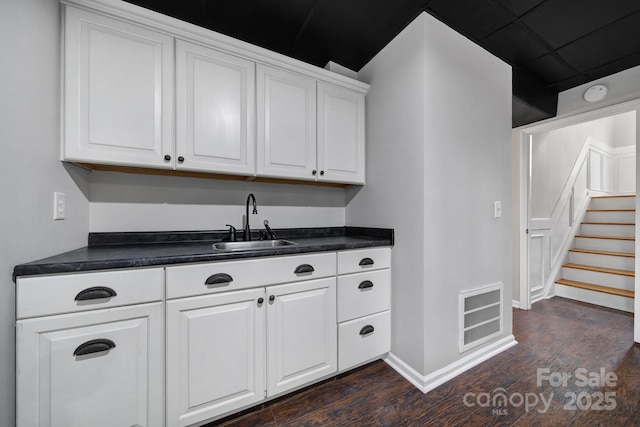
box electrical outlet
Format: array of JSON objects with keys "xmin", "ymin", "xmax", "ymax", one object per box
[
  {"xmin": 494, "ymin": 201, "xmax": 502, "ymax": 218},
  {"xmin": 54, "ymin": 192, "xmax": 66, "ymax": 220}
]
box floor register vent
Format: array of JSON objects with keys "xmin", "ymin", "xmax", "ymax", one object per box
[{"xmin": 458, "ymin": 283, "xmax": 503, "ymax": 353}]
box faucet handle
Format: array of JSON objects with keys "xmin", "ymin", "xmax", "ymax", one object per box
[
  {"xmin": 263, "ymin": 220, "xmax": 277, "ymax": 240},
  {"xmin": 225, "ymin": 224, "xmax": 237, "ymax": 242}
]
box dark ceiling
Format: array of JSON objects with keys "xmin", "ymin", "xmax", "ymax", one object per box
[{"xmin": 126, "ymin": 0, "xmax": 640, "ymax": 128}]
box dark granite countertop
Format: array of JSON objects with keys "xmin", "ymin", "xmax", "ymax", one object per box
[{"xmin": 13, "ymin": 227, "xmax": 393, "ymax": 280}]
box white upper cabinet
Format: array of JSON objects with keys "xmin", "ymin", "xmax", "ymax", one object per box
[
  {"xmin": 257, "ymin": 65, "xmax": 318, "ymax": 180},
  {"xmin": 257, "ymin": 65, "xmax": 366, "ymax": 184},
  {"xmin": 317, "ymin": 82, "xmax": 365, "ymax": 184},
  {"xmin": 62, "ymin": 7, "xmax": 174, "ymax": 168},
  {"xmin": 176, "ymin": 40, "xmax": 256, "ymax": 175},
  {"xmin": 61, "ymin": 2, "xmax": 368, "ymax": 185}
]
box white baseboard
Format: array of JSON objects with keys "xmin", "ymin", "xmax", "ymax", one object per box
[
  {"xmin": 384, "ymin": 335, "xmax": 518, "ymax": 394},
  {"xmin": 512, "ymin": 300, "xmax": 520, "ymax": 309}
]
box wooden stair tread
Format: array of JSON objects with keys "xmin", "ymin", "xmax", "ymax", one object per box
[
  {"xmin": 575, "ymin": 234, "xmax": 635, "ymax": 241},
  {"xmin": 591, "ymin": 195, "xmax": 636, "ymax": 199},
  {"xmin": 556, "ymin": 279, "xmax": 634, "ymax": 298},
  {"xmin": 569, "ymin": 248, "xmax": 635, "ymax": 258},
  {"xmin": 563, "ymin": 263, "xmax": 635, "ymax": 277},
  {"xmin": 581, "ymin": 222, "xmax": 635, "ymax": 225}
]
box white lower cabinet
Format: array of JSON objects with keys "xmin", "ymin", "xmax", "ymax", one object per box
[
  {"xmin": 337, "ymin": 248, "xmax": 391, "ymax": 371},
  {"xmin": 165, "ymin": 253, "xmax": 338, "ymax": 426},
  {"xmin": 16, "ymin": 249, "xmax": 389, "ymax": 427},
  {"xmin": 16, "ymin": 302, "xmax": 164, "ymax": 427},
  {"xmin": 266, "ymin": 277, "xmax": 337, "ymax": 397},
  {"xmin": 15, "ymin": 268, "xmax": 165, "ymax": 427},
  {"xmin": 166, "ymin": 288, "xmax": 266, "ymax": 427}
]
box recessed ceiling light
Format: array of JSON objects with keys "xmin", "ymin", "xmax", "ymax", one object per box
[{"xmin": 583, "ymin": 84, "xmax": 608, "ymax": 102}]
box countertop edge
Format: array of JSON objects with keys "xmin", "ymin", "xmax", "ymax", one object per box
[{"xmin": 14, "ymin": 231, "xmax": 393, "ymax": 280}]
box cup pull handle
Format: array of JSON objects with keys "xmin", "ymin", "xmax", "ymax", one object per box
[
  {"xmin": 359, "ymin": 325, "xmax": 375, "ymax": 336},
  {"xmin": 205, "ymin": 273, "xmax": 233, "ymax": 285},
  {"xmin": 358, "ymin": 280, "xmax": 374, "ymax": 290},
  {"xmin": 74, "ymin": 287, "xmax": 117, "ymax": 301},
  {"xmin": 359, "ymin": 258, "xmax": 374, "ymax": 267},
  {"xmin": 294, "ymin": 264, "xmax": 315, "ymax": 274},
  {"xmin": 73, "ymin": 339, "xmax": 116, "ymax": 357}
]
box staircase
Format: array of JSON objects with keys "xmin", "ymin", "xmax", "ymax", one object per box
[{"xmin": 555, "ymin": 194, "xmax": 636, "ymax": 312}]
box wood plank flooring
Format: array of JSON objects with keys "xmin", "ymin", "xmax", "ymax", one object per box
[{"xmin": 207, "ymin": 297, "xmax": 638, "ymax": 426}]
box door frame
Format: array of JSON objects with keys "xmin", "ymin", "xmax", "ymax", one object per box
[{"xmin": 516, "ymin": 98, "xmax": 640, "ymax": 320}]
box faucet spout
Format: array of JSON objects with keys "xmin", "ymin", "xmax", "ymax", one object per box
[{"xmin": 244, "ymin": 193, "xmax": 257, "ymax": 241}]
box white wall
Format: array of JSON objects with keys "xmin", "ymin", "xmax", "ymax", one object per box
[
  {"xmin": 0, "ymin": 1, "xmax": 91, "ymax": 425},
  {"xmin": 88, "ymin": 172, "xmax": 346, "ymax": 232},
  {"xmin": 348, "ymin": 12, "xmax": 512, "ymax": 377},
  {"xmin": 346, "ymin": 15, "xmax": 427, "ymax": 372}
]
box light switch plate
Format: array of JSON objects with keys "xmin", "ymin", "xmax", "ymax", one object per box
[
  {"xmin": 54, "ymin": 192, "xmax": 65, "ymax": 220},
  {"xmin": 494, "ymin": 201, "xmax": 501, "ymax": 218}
]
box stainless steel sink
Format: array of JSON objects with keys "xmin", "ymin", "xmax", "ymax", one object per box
[{"xmin": 212, "ymin": 239, "xmax": 297, "ymax": 251}]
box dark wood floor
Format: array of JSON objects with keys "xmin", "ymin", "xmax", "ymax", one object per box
[{"xmin": 209, "ymin": 297, "xmax": 638, "ymax": 426}]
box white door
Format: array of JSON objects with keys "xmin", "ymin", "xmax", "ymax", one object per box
[
  {"xmin": 176, "ymin": 40, "xmax": 256, "ymax": 175},
  {"xmin": 16, "ymin": 303, "xmax": 163, "ymax": 427},
  {"xmin": 257, "ymin": 64, "xmax": 317, "ymax": 180},
  {"xmin": 62, "ymin": 7, "xmax": 174, "ymax": 168},
  {"xmin": 266, "ymin": 277, "xmax": 337, "ymax": 397},
  {"xmin": 317, "ymin": 82, "xmax": 365, "ymax": 184},
  {"xmin": 166, "ymin": 288, "xmax": 265, "ymax": 427}
]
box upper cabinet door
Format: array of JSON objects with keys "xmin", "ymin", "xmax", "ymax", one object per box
[
  {"xmin": 317, "ymin": 82, "xmax": 365, "ymax": 185},
  {"xmin": 62, "ymin": 7, "xmax": 174, "ymax": 168},
  {"xmin": 257, "ymin": 65, "xmax": 317, "ymax": 180},
  {"xmin": 176, "ymin": 41, "xmax": 256, "ymax": 175}
]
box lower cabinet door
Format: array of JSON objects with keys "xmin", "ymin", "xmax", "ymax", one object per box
[
  {"xmin": 16, "ymin": 302, "xmax": 163, "ymax": 427},
  {"xmin": 266, "ymin": 277, "xmax": 337, "ymax": 397},
  {"xmin": 166, "ymin": 288, "xmax": 266, "ymax": 427}
]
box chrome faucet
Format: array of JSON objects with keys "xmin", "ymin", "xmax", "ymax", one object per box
[{"xmin": 244, "ymin": 193, "xmax": 257, "ymax": 241}]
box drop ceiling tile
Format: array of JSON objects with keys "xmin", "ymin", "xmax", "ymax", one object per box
[
  {"xmin": 482, "ymin": 23, "xmax": 550, "ymax": 65},
  {"xmin": 126, "ymin": 0, "xmax": 316, "ymax": 58},
  {"xmin": 584, "ymin": 51, "xmax": 640, "ymax": 83},
  {"xmin": 522, "ymin": 0, "xmax": 640, "ymax": 48},
  {"xmin": 522, "ymin": 54, "xmax": 578, "ymax": 86},
  {"xmin": 557, "ymin": 12, "xmax": 640, "ymax": 72},
  {"xmin": 496, "ymin": 0, "xmax": 543, "ymax": 18},
  {"xmin": 426, "ymin": 0, "xmax": 514, "ymax": 40},
  {"xmin": 550, "ymin": 74, "xmax": 590, "ymax": 92},
  {"xmin": 293, "ymin": 0, "xmax": 427, "ymax": 70}
]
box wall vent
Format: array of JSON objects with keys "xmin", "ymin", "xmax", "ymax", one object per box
[{"xmin": 459, "ymin": 283, "xmax": 503, "ymax": 353}]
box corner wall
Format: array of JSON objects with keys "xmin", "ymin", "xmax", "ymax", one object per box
[{"xmin": 347, "ymin": 12, "xmax": 513, "ymax": 379}]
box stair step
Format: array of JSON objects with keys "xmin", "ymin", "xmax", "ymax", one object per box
[
  {"xmin": 555, "ymin": 279, "xmax": 635, "ymax": 298},
  {"xmin": 569, "ymin": 248, "xmax": 635, "ymax": 258},
  {"xmin": 568, "ymin": 248, "xmax": 635, "ymax": 270},
  {"xmin": 581, "ymin": 222, "xmax": 635, "ymax": 226},
  {"xmin": 589, "ymin": 195, "xmax": 636, "ymax": 210},
  {"xmin": 575, "ymin": 235, "xmax": 635, "ymax": 241},
  {"xmin": 580, "ymin": 223, "xmax": 635, "ymax": 238},
  {"xmin": 574, "ymin": 235, "xmax": 635, "ymax": 253},
  {"xmin": 585, "ymin": 210, "xmax": 636, "ymax": 222},
  {"xmin": 562, "ymin": 263, "xmax": 634, "ymax": 277}
]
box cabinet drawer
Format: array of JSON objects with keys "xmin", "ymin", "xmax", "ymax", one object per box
[
  {"xmin": 338, "ymin": 311, "xmax": 390, "ymax": 371},
  {"xmin": 337, "ymin": 248, "xmax": 390, "ymax": 275},
  {"xmin": 166, "ymin": 252, "xmax": 336, "ymax": 299},
  {"xmin": 337, "ymin": 269, "xmax": 390, "ymax": 322},
  {"xmin": 16, "ymin": 268, "xmax": 164, "ymax": 319}
]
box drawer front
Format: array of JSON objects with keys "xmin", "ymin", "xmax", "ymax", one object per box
[
  {"xmin": 166, "ymin": 252, "xmax": 336, "ymax": 299},
  {"xmin": 16, "ymin": 268, "xmax": 164, "ymax": 319},
  {"xmin": 338, "ymin": 311, "xmax": 390, "ymax": 371},
  {"xmin": 337, "ymin": 247, "xmax": 391, "ymax": 275},
  {"xmin": 337, "ymin": 269, "xmax": 390, "ymax": 322}
]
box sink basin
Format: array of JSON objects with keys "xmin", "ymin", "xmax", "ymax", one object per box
[{"xmin": 212, "ymin": 239, "xmax": 297, "ymax": 251}]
